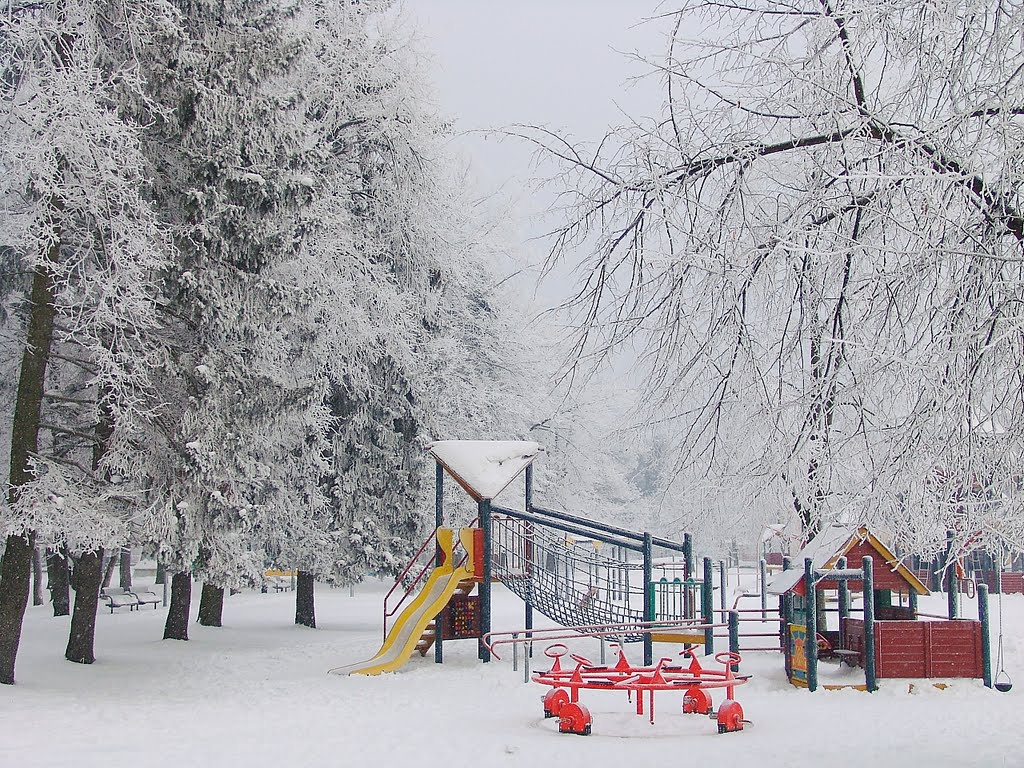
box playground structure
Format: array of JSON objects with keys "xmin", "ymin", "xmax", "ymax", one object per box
[
  {"xmin": 329, "ymin": 527, "xmax": 480, "ymax": 675},
  {"xmin": 334, "ymin": 440, "xmax": 712, "ymax": 676},
  {"xmin": 332, "ymin": 440, "xmax": 1007, "ymax": 700},
  {"xmin": 531, "ymin": 644, "xmax": 748, "ymax": 736},
  {"xmin": 768, "ymin": 525, "xmax": 994, "ymax": 691}
]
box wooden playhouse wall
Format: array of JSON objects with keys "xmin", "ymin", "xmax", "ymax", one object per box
[
  {"xmin": 842, "ymin": 618, "xmax": 983, "ymax": 678},
  {"xmin": 816, "ymin": 539, "xmax": 912, "ymax": 593}
]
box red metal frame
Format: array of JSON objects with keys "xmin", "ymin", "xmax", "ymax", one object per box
[
  {"xmin": 383, "ymin": 526, "xmax": 442, "ymax": 640},
  {"xmin": 481, "ymin": 618, "xmax": 725, "ymax": 661},
  {"xmin": 533, "ymin": 644, "xmax": 749, "ymax": 735}
]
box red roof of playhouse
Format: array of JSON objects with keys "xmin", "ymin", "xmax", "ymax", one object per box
[{"xmin": 766, "ymin": 525, "xmax": 929, "ymax": 597}]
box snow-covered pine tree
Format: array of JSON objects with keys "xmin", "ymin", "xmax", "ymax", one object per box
[
  {"xmin": 268, "ymin": 1, "xmax": 541, "ymax": 628},
  {"xmin": 0, "ymin": 0, "xmax": 174, "ymax": 679},
  {"xmin": 128, "ymin": 0, "xmax": 332, "ymax": 637},
  {"xmin": 261, "ymin": 0, "xmax": 422, "ymax": 626}
]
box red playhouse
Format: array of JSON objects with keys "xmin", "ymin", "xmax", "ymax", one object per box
[{"xmin": 767, "ymin": 525, "xmax": 993, "ymax": 691}]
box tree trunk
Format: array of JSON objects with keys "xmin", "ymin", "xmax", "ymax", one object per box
[
  {"xmin": 31, "ymin": 548, "xmax": 45, "ymax": 607},
  {"xmin": 0, "ymin": 534, "xmax": 35, "ymax": 685},
  {"xmin": 65, "ymin": 549, "xmax": 103, "ymax": 665},
  {"xmin": 155, "ymin": 561, "xmax": 166, "ymax": 585},
  {"xmin": 46, "ymin": 547, "xmax": 70, "ymax": 616},
  {"xmin": 163, "ymin": 571, "xmax": 191, "ymax": 641},
  {"xmin": 118, "ymin": 547, "xmax": 132, "ymax": 590},
  {"xmin": 197, "ymin": 583, "xmax": 223, "ymax": 627},
  {"xmin": 64, "ymin": 390, "xmax": 117, "ymax": 665},
  {"xmin": 295, "ymin": 571, "xmax": 316, "ymax": 628},
  {"xmin": 100, "ymin": 553, "xmax": 117, "ymax": 588},
  {"xmin": 0, "ymin": 251, "xmax": 61, "ymax": 685}
]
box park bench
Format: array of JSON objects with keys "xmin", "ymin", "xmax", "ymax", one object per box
[
  {"xmin": 132, "ymin": 588, "xmax": 162, "ymax": 608},
  {"xmin": 100, "ymin": 587, "xmax": 139, "ymax": 613},
  {"xmin": 268, "ymin": 576, "xmax": 292, "ymax": 592}
]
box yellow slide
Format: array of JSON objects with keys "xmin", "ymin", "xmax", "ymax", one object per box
[{"xmin": 329, "ymin": 529, "xmax": 477, "ymax": 676}]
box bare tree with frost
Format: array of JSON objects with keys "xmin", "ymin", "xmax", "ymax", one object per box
[{"xmin": 518, "ymin": 0, "xmax": 1024, "ymax": 556}]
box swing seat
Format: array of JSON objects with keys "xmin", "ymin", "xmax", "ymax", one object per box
[{"xmin": 994, "ymin": 672, "xmax": 1013, "ymax": 693}]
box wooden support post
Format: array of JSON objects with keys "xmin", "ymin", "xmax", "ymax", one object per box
[
  {"xmin": 863, "ymin": 555, "xmax": 877, "ymax": 692},
  {"xmin": 804, "ymin": 558, "xmax": 818, "ymax": 692}
]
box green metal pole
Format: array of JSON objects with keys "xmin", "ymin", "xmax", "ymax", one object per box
[
  {"xmin": 703, "ymin": 556, "xmax": 714, "ymax": 654},
  {"xmin": 804, "ymin": 558, "xmax": 817, "ymax": 692},
  {"xmin": 978, "ymin": 583, "xmax": 992, "ymax": 688},
  {"xmin": 781, "ymin": 592, "xmax": 791, "ymax": 649},
  {"xmin": 948, "ymin": 570, "xmax": 960, "ymax": 619},
  {"xmin": 836, "ymin": 556, "xmax": 848, "ymax": 646},
  {"xmin": 643, "ymin": 532, "xmax": 654, "ymax": 666},
  {"xmin": 780, "ymin": 555, "xmax": 792, "ymax": 650},
  {"xmin": 946, "ymin": 530, "xmax": 959, "ymax": 619},
  {"xmin": 435, "ymin": 463, "xmax": 444, "ymax": 664},
  {"xmin": 863, "ymin": 555, "xmax": 877, "ymax": 692},
  {"xmin": 719, "ymin": 560, "xmax": 727, "ymax": 611},
  {"xmin": 729, "ymin": 610, "xmax": 740, "ymax": 671},
  {"xmin": 524, "ymin": 465, "xmax": 533, "ymax": 646},
  {"xmin": 683, "ymin": 533, "xmax": 694, "ymax": 620},
  {"xmin": 479, "ymin": 499, "xmax": 492, "ymax": 662},
  {"xmin": 759, "ymin": 558, "xmax": 768, "ymax": 620}
]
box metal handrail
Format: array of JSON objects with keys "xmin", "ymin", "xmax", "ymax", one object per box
[
  {"xmin": 383, "ymin": 526, "xmax": 443, "ymax": 640},
  {"xmin": 382, "ymin": 520, "xmax": 478, "ymax": 640},
  {"xmin": 481, "ymin": 617, "xmax": 722, "ymax": 661}
]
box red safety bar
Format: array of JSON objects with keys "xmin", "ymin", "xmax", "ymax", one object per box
[
  {"xmin": 533, "ymin": 644, "xmax": 749, "ymax": 735},
  {"xmin": 382, "ymin": 521, "xmax": 478, "ymax": 639}
]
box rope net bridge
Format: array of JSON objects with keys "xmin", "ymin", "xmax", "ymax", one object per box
[{"xmin": 491, "ymin": 507, "xmax": 693, "ymax": 643}]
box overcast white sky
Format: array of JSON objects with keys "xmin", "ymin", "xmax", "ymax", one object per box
[{"xmin": 403, "ymin": 1, "xmax": 670, "ymax": 299}]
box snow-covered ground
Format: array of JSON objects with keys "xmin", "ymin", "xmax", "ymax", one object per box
[{"xmin": 3, "ymin": 573, "xmax": 1021, "ymax": 768}]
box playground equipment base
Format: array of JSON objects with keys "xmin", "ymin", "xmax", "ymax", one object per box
[{"xmin": 533, "ymin": 644, "xmax": 749, "ymax": 737}]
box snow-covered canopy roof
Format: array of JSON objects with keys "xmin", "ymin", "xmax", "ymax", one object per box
[
  {"xmin": 428, "ymin": 440, "xmax": 541, "ymax": 502},
  {"xmin": 765, "ymin": 524, "xmax": 929, "ymax": 596},
  {"xmin": 761, "ymin": 523, "xmax": 793, "ymax": 543},
  {"xmin": 767, "ymin": 525, "xmax": 855, "ymax": 595}
]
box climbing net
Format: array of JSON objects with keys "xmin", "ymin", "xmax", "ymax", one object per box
[{"xmin": 492, "ymin": 515, "xmax": 676, "ymax": 641}]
